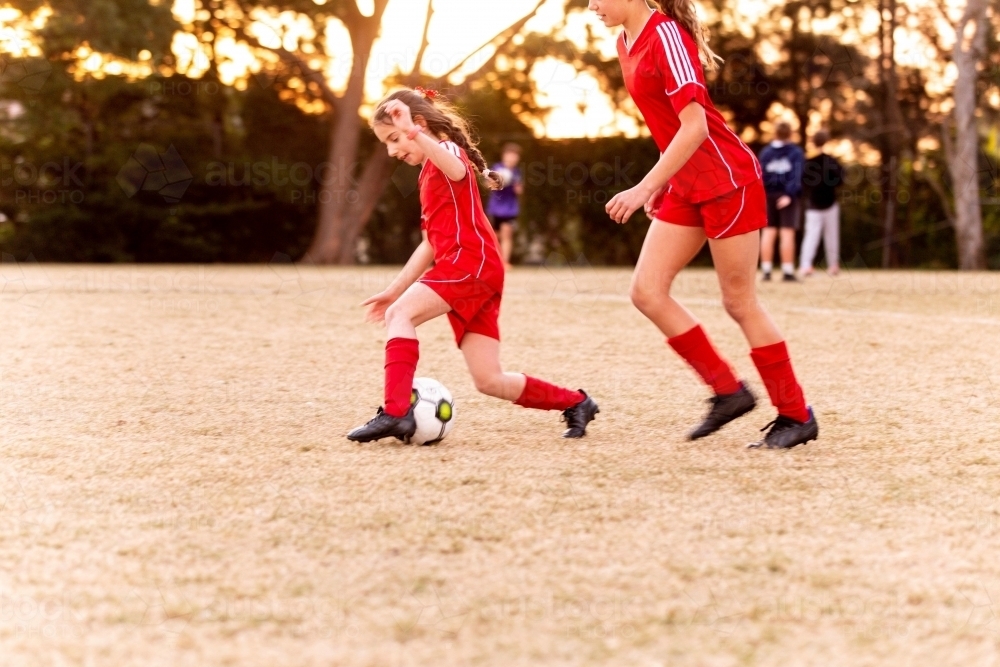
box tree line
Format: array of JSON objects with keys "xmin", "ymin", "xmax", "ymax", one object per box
[{"xmin": 0, "ymin": 0, "xmax": 997, "ymax": 269}]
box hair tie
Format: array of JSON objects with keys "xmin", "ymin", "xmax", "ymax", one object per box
[{"xmin": 414, "ymin": 86, "xmax": 439, "ymax": 100}]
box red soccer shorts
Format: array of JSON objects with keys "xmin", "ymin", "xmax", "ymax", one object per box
[
  {"xmin": 420, "ymin": 265, "xmax": 502, "ymax": 346},
  {"xmin": 654, "ymin": 178, "xmax": 767, "ymax": 239}
]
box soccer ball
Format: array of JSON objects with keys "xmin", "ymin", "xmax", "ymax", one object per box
[{"xmin": 408, "ymin": 377, "xmax": 456, "ymax": 445}]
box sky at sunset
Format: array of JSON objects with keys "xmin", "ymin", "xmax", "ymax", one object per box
[
  {"xmin": 167, "ymin": 0, "xmax": 980, "ymax": 142},
  {"xmin": 0, "ymin": 0, "xmax": 992, "ymax": 144}
]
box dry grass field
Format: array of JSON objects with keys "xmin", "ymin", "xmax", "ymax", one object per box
[{"xmin": 2, "ymin": 262, "xmax": 1000, "ymax": 666}]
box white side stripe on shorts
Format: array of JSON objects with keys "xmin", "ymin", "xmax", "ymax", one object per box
[
  {"xmin": 422, "ymin": 273, "xmax": 472, "ymax": 283},
  {"xmin": 715, "ymin": 186, "xmax": 746, "ymax": 239}
]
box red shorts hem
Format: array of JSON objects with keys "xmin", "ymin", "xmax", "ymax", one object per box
[
  {"xmin": 420, "ymin": 269, "xmax": 501, "ymax": 346},
  {"xmin": 655, "ymin": 179, "xmax": 767, "ymax": 239}
]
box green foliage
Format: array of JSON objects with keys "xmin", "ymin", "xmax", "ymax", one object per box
[
  {"xmin": 1, "ymin": 69, "xmax": 328, "ymax": 261},
  {"xmin": 8, "ymin": 0, "xmax": 177, "ymax": 60}
]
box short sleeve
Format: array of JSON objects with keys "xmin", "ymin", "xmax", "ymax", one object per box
[{"xmin": 652, "ymin": 21, "xmax": 708, "ymax": 115}]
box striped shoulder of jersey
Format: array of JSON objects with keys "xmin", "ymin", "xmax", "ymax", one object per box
[
  {"xmin": 439, "ymin": 140, "xmax": 462, "ymax": 157},
  {"xmin": 653, "ymin": 20, "xmax": 700, "ymax": 91}
]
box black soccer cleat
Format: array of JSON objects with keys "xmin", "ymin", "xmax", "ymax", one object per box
[
  {"xmin": 748, "ymin": 407, "xmax": 819, "ymax": 450},
  {"xmin": 346, "ymin": 406, "xmax": 416, "ymax": 443},
  {"xmin": 561, "ymin": 391, "xmax": 599, "ymax": 438},
  {"xmin": 762, "ymin": 271, "xmax": 772, "ymax": 282},
  {"xmin": 782, "ymin": 273, "xmax": 798, "ymax": 282},
  {"xmin": 689, "ymin": 382, "xmax": 757, "ymax": 440}
]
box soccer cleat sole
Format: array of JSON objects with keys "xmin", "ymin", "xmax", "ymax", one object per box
[{"xmin": 748, "ymin": 434, "xmax": 817, "ymax": 450}]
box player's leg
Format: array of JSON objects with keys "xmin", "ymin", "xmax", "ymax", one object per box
[
  {"xmin": 760, "ymin": 193, "xmax": 780, "ymax": 280},
  {"xmin": 459, "ymin": 332, "xmax": 526, "ymax": 401},
  {"xmin": 708, "ymin": 231, "xmax": 818, "ymax": 449},
  {"xmin": 631, "ymin": 219, "xmax": 748, "ymax": 439},
  {"xmin": 629, "ymin": 220, "xmax": 706, "ymax": 337},
  {"xmin": 778, "ymin": 227, "xmax": 797, "ymax": 281},
  {"xmin": 499, "ymin": 222, "xmax": 514, "ymax": 268},
  {"xmin": 799, "ymin": 209, "xmax": 823, "ymax": 276},
  {"xmin": 347, "ymin": 283, "xmax": 451, "ymax": 443},
  {"xmin": 779, "ymin": 199, "xmax": 801, "ymax": 281},
  {"xmin": 459, "ymin": 320, "xmax": 597, "ymax": 438},
  {"xmin": 824, "ymin": 204, "xmax": 840, "ymax": 275},
  {"xmin": 759, "ymin": 227, "xmax": 777, "ymax": 280}
]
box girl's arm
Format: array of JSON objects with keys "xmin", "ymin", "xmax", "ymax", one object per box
[
  {"xmin": 412, "ymin": 133, "xmax": 468, "ymax": 182},
  {"xmin": 382, "ymin": 100, "xmax": 467, "ymax": 182},
  {"xmin": 386, "ymin": 231, "xmax": 435, "ymax": 296},
  {"xmin": 606, "ymin": 103, "xmax": 709, "ymax": 224},
  {"xmin": 361, "ymin": 232, "xmax": 435, "ymax": 324}
]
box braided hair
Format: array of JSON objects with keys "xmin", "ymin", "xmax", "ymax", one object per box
[{"xmin": 371, "ymin": 89, "xmax": 503, "ymax": 189}]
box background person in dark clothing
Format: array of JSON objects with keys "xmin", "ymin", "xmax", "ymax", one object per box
[
  {"xmin": 758, "ymin": 121, "xmax": 804, "ymax": 281},
  {"xmin": 799, "ymin": 129, "xmax": 843, "ymax": 276}
]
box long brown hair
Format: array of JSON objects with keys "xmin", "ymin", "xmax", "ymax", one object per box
[
  {"xmin": 651, "ymin": 0, "xmax": 722, "ymax": 72},
  {"xmin": 371, "ymin": 89, "xmax": 502, "ymax": 189}
]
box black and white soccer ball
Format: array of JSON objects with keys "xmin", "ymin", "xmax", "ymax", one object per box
[{"xmin": 408, "ymin": 377, "xmax": 456, "ymax": 445}]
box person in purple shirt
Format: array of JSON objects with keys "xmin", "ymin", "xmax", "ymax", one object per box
[{"xmin": 486, "ymin": 143, "xmax": 523, "ymax": 268}]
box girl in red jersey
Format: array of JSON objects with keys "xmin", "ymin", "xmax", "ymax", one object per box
[
  {"xmin": 591, "ymin": 0, "xmax": 818, "ymax": 449},
  {"xmin": 347, "ymin": 89, "xmax": 599, "ymax": 443}
]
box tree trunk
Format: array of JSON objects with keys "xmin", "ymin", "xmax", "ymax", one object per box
[
  {"xmin": 879, "ymin": 0, "xmax": 906, "ymax": 268},
  {"xmin": 337, "ymin": 148, "xmax": 394, "ymax": 264},
  {"xmin": 789, "ymin": 2, "xmax": 809, "ymax": 150},
  {"xmin": 302, "ymin": 0, "xmax": 543, "ymax": 264},
  {"xmin": 948, "ymin": 0, "xmax": 988, "ymax": 270},
  {"xmin": 303, "ymin": 4, "xmax": 388, "ymax": 265}
]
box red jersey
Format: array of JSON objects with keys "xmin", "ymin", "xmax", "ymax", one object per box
[
  {"xmin": 617, "ymin": 11, "xmax": 761, "ymax": 203},
  {"xmin": 418, "ymin": 141, "xmax": 504, "ymax": 290}
]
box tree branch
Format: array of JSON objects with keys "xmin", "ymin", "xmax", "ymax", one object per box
[
  {"xmin": 430, "ymin": 0, "xmax": 546, "ymax": 85},
  {"xmin": 925, "ymin": 158, "xmax": 957, "ymax": 226},
  {"xmin": 233, "ymin": 23, "xmax": 340, "ymax": 109},
  {"xmin": 411, "ymin": 0, "xmax": 435, "ymax": 79}
]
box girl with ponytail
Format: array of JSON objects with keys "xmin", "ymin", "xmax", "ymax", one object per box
[
  {"xmin": 347, "ymin": 88, "xmax": 598, "ymax": 444},
  {"xmin": 590, "ymin": 0, "xmax": 818, "ymax": 449}
]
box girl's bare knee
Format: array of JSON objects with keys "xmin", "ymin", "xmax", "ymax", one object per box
[
  {"xmin": 384, "ymin": 302, "xmax": 408, "ymax": 327},
  {"xmin": 472, "ymin": 373, "xmax": 504, "ymax": 397},
  {"xmin": 630, "ymin": 277, "xmax": 672, "ymax": 313},
  {"xmin": 723, "ymin": 296, "xmax": 761, "ymax": 323}
]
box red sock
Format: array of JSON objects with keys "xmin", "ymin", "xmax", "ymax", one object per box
[
  {"xmin": 750, "ymin": 341, "xmax": 810, "ymax": 422},
  {"xmin": 667, "ymin": 325, "xmax": 742, "ymax": 396},
  {"xmin": 514, "ymin": 376, "xmax": 584, "ymax": 411},
  {"xmin": 384, "ymin": 337, "xmax": 419, "ymax": 417}
]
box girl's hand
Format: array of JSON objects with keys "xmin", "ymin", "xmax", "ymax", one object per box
[
  {"xmin": 644, "ymin": 185, "xmax": 666, "ymax": 217},
  {"xmin": 607, "ymin": 184, "xmax": 652, "ymax": 224},
  {"xmin": 383, "ymin": 100, "xmax": 415, "ymax": 133},
  {"xmin": 361, "ymin": 289, "xmax": 398, "ymax": 325}
]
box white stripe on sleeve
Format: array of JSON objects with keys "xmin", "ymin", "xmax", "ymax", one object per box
[
  {"xmin": 656, "ymin": 23, "xmax": 693, "ymax": 88},
  {"xmin": 666, "ymin": 22, "xmax": 698, "ymax": 84}
]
